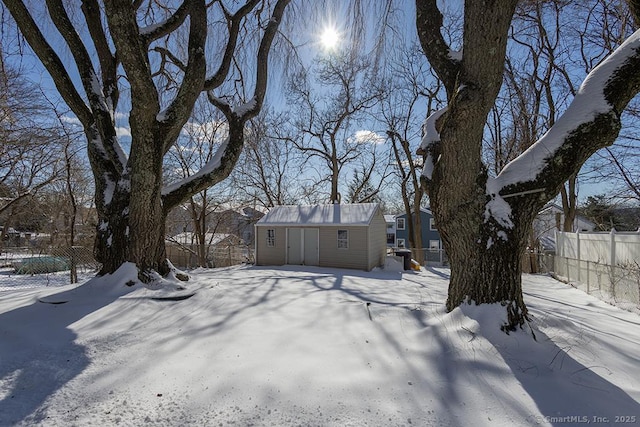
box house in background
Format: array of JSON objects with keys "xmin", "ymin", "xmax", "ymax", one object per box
[
  {"xmin": 384, "ymin": 215, "xmax": 396, "ymax": 248},
  {"xmin": 394, "ymin": 208, "xmax": 441, "ymax": 251},
  {"xmin": 533, "ymin": 203, "xmax": 596, "ymax": 251},
  {"xmin": 166, "ymin": 205, "xmax": 264, "ymax": 247},
  {"xmin": 213, "ymin": 206, "xmax": 264, "ymax": 247},
  {"xmin": 255, "ymin": 203, "xmax": 387, "ymax": 271}
]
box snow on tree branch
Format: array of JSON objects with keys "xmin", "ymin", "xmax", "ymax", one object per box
[
  {"xmin": 232, "ymin": 99, "xmax": 258, "ymax": 117},
  {"xmin": 418, "ymin": 106, "xmax": 447, "ymax": 180},
  {"xmin": 491, "ymin": 29, "xmax": 640, "ymax": 193},
  {"xmin": 161, "ymin": 138, "xmax": 230, "ymax": 197}
]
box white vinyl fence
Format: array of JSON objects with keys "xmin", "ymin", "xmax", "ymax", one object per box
[{"xmin": 554, "ymin": 230, "xmax": 640, "ymax": 311}]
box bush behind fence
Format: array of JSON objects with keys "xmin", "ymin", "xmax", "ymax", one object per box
[{"xmin": 553, "ymin": 255, "xmax": 640, "ymax": 313}]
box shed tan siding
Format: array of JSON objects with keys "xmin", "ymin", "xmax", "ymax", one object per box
[
  {"xmin": 255, "ymin": 203, "xmax": 387, "ymax": 271},
  {"xmin": 367, "ymin": 210, "xmax": 387, "ymax": 270},
  {"xmin": 317, "ymin": 226, "xmax": 369, "ymax": 270},
  {"xmin": 255, "ymin": 226, "xmax": 286, "ymax": 266}
]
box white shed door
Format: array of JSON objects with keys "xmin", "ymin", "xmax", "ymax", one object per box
[
  {"xmin": 287, "ymin": 228, "xmax": 319, "ymax": 265},
  {"xmin": 287, "ymin": 228, "xmax": 303, "ymax": 264},
  {"xmin": 303, "ymin": 228, "xmax": 319, "ymax": 266}
]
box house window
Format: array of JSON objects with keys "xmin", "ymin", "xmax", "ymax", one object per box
[
  {"xmin": 266, "ymin": 229, "xmax": 275, "ymax": 247},
  {"xmin": 387, "ymin": 233, "xmax": 396, "ymax": 245},
  {"xmin": 429, "ymin": 240, "xmax": 440, "ymax": 250},
  {"xmin": 430, "ymin": 218, "xmax": 437, "ymax": 231},
  {"xmin": 337, "ymin": 229, "xmax": 349, "ymax": 249},
  {"xmin": 397, "ymin": 238, "xmax": 405, "ymax": 248},
  {"xmin": 396, "ymin": 218, "xmax": 405, "ymax": 230}
]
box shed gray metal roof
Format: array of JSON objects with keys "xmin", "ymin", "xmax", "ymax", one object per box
[{"xmin": 256, "ymin": 203, "xmax": 379, "ymax": 226}]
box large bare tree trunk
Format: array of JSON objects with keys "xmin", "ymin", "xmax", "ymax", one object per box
[
  {"xmin": 416, "ymin": 0, "xmax": 640, "ymax": 331},
  {"xmin": 417, "ymin": 0, "xmax": 526, "ymax": 328},
  {"xmin": 94, "ymin": 186, "xmax": 130, "ymax": 275},
  {"xmin": 128, "ymin": 134, "xmax": 169, "ymax": 276},
  {"xmin": 443, "ymin": 201, "xmax": 536, "ymax": 327},
  {"xmin": 3, "ymin": 0, "xmax": 290, "ymax": 280}
]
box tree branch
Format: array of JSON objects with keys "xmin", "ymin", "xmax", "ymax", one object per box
[
  {"xmin": 159, "ymin": 0, "xmax": 207, "ymax": 153},
  {"xmin": 627, "ymin": 0, "xmax": 640, "ymax": 28},
  {"xmin": 162, "ymin": 0, "xmax": 290, "ymax": 210},
  {"xmin": 46, "ymin": 0, "xmax": 108, "ymax": 111},
  {"xmin": 103, "ymin": 0, "xmax": 158, "ymax": 108},
  {"xmin": 204, "ymin": 0, "xmax": 261, "ymax": 90},
  {"xmin": 2, "ymin": 0, "xmax": 91, "ymax": 124},
  {"xmin": 415, "ymin": 0, "xmax": 460, "ymax": 97},
  {"xmin": 492, "ymin": 30, "xmax": 640, "ymax": 210},
  {"xmin": 81, "ymin": 0, "xmax": 119, "ymax": 109},
  {"xmin": 140, "ymin": 1, "xmax": 191, "ymax": 45},
  {"xmin": 241, "ymin": 0, "xmax": 290, "ymax": 119},
  {"xmin": 605, "ymin": 147, "xmax": 640, "ymax": 199},
  {"xmin": 47, "ymin": 0, "xmax": 126, "ymax": 172}
]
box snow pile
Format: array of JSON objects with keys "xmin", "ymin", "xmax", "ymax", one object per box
[{"xmin": 0, "ymin": 265, "xmax": 639, "ymax": 426}]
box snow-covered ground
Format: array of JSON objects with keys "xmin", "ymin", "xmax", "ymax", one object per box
[{"xmin": 1, "ymin": 262, "xmax": 639, "ymax": 426}]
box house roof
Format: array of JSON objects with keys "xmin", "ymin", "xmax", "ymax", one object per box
[
  {"xmin": 538, "ymin": 203, "xmax": 596, "ymax": 228},
  {"xmin": 395, "ymin": 207, "xmax": 433, "ymax": 218},
  {"xmin": 384, "ymin": 215, "xmax": 395, "ymax": 223},
  {"xmin": 256, "ymin": 203, "xmax": 380, "ymax": 227}
]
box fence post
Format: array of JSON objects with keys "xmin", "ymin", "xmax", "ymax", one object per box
[
  {"xmin": 576, "ymin": 230, "xmax": 581, "ymax": 283},
  {"xmin": 610, "ymin": 228, "xmax": 616, "ymax": 266},
  {"xmin": 610, "ymin": 228, "xmax": 617, "ymax": 298},
  {"xmin": 562, "ymin": 231, "xmax": 570, "ymax": 281}
]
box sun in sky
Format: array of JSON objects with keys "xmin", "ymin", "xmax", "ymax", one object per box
[{"xmin": 320, "ymin": 25, "xmax": 340, "ymax": 50}]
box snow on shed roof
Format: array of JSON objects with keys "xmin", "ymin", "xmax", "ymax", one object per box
[{"xmin": 257, "ymin": 203, "xmax": 380, "ymax": 226}]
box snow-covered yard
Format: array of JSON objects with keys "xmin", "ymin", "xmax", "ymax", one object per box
[{"xmin": 0, "ymin": 263, "xmax": 639, "ymax": 426}]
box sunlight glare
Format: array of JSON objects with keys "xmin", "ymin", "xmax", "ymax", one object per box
[{"xmin": 320, "ymin": 26, "xmax": 340, "ymax": 50}]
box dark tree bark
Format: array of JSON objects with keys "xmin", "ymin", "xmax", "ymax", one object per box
[
  {"xmin": 560, "ymin": 174, "xmax": 578, "ymax": 232},
  {"xmin": 2, "ymin": 0, "xmax": 290, "ymax": 280},
  {"xmin": 416, "ymin": 0, "xmax": 640, "ymax": 331}
]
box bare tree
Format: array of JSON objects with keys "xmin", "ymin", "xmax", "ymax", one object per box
[
  {"xmin": 0, "ymin": 63, "xmax": 63, "ymax": 244},
  {"xmin": 416, "ymin": 0, "xmax": 640, "ymax": 331},
  {"xmin": 485, "ymin": 1, "xmax": 581, "ymax": 240},
  {"xmin": 287, "ymin": 50, "xmax": 384, "ymax": 204},
  {"xmin": 230, "ymin": 109, "xmax": 305, "ymax": 209},
  {"xmin": 382, "ymin": 43, "xmax": 444, "ymax": 264},
  {"xmin": 576, "ymin": 0, "xmax": 640, "ymax": 204},
  {"xmin": 2, "ymin": 0, "xmax": 290, "ymax": 280},
  {"xmin": 163, "ymin": 99, "xmax": 235, "ymax": 268}
]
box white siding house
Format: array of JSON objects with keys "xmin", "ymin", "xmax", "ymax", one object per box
[
  {"xmin": 255, "ymin": 203, "xmax": 387, "ymax": 271},
  {"xmin": 534, "ymin": 203, "xmax": 595, "ymax": 251}
]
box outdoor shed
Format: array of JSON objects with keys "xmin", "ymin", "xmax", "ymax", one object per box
[{"xmin": 254, "ymin": 203, "xmax": 387, "ymax": 271}]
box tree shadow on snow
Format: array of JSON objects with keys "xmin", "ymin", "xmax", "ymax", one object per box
[
  {"xmin": 423, "ymin": 266, "xmax": 451, "ymax": 280},
  {"xmin": 460, "ymin": 305, "xmax": 640, "ymax": 426},
  {"xmin": 0, "ymin": 283, "xmax": 126, "ymax": 425}
]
